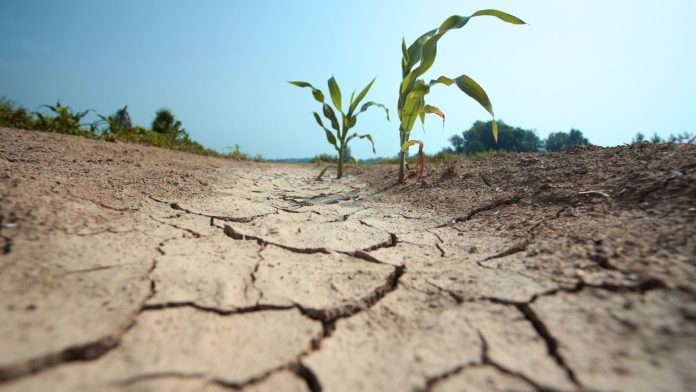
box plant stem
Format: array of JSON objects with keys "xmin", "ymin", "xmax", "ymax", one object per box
[
  {"xmin": 398, "ymin": 128, "xmax": 406, "ymax": 184},
  {"xmin": 337, "ymin": 146, "xmax": 344, "ymax": 179}
]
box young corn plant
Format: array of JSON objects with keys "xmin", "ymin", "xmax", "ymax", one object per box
[
  {"xmin": 397, "ymin": 9, "xmax": 525, "ymax": 183},
  {"xmin": 289, "ymin": 76, "xmax": 389, "ymax": 179},
  {"xmin": 35, "ymin": 102, "xmax": 92, "ymax": 135}
]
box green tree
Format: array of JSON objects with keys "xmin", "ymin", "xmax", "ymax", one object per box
[
  {"xmin": 632, "ymin": 132, "xmax": 646, "ymax": 144},
  {"xmin": 151, "ymin": 108, "xmax": 185, "ymax": 141},
  {"xmin": 545, "ymin": 132, "xmax": 569, "ymax": 152},
  {"xmin": 448, "ymin": 134, "xmax": 465, "ymax": 153},
  {"xmin": 668, "ymin": 132, "xmax": 693, "ymax": 143},
  {"xmin": 545, "ymin": 129, "xmax": 589, "ymax": 151},
  {"xmin": 454, "ymin": 120, "xmax": 541, "ymax": 154},
  {"xmin": 567, "ymin": 129, "xmax": 589, "ymax": 146},
  {"xmin": 650, "ymin": 132, "xmax": 663, "ymax": 144}
]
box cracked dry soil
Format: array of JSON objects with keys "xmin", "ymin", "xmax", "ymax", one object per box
[{"xmin": 1, "ymin": 127, "xmax": 695, "ymax": 392}]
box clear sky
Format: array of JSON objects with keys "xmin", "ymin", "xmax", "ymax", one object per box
[{"xmin": 1, "ymin": 1, "xmax": 694, "ymax": 159}]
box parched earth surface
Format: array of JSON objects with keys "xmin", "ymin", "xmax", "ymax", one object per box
[{"xmin": 0, "ymin": 127, "xmax": 695, "ymax": 392}]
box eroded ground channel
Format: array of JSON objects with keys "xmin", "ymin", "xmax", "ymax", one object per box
[{"xmin": 1, "ymin": 128, "xmax": 695, "ymax": 391}]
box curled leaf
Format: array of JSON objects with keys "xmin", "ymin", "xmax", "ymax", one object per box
[
  {"xmin": 423, "ymin": 105, "xmax": 445, "ymax": 127},
  {"xmin": 289, "ymin": 81, "xmax": 325, "ymax": 103}
]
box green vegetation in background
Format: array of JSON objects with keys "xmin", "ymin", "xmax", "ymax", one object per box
[
  {"xmin": 289, "ymin": 76, "xmax": 389, "ymax": 179},
  {"xmin": 632, "ymin": 131, "xmax": 693, "ymax": 145},
  {"xmin": 544, "ymin": 129, "xmax": 589, "ymax": 152},
  {"xmin": 310, "ymin": 146, "xmax": 353, "ymax": 164},
  {"xmin": 443, "ymin": 121, "xmax": 590, "ymax": 154},
  {"xmin": 35, "ymin": 102, "xmax": 93, "ymax": 136},
  {"xmin": 0, "ymin": 97, "xmax": 257, "ymax": 161},
  {"xmin": 446, "ymin": 120, "xmax": 542, "ymax": 155},
  {"xmin": 396, "ymin": 9, "xmax": 526, "ymax": 183},
  {"xmin": 367, "ymin": 150, "xmax": 499, "ymax": 165},
  {"xmin": 0, "ymin": 97, "xmax": 35, "ymax": 131}
]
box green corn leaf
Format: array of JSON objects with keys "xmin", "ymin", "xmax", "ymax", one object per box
[
  {"xmin": 401, "ymin": 37, "xmax": 410, "ymax": 75},
  {"xmin": 348, "ymin": 78, "xmax": 376, "ymax": 116},
  {"xmin": 322, "ymin": 103, "xmax": 340, "ymax": 132},
  {"xmin": 454, "ymin": 75, "xmax": 494, "ymax": 116},
  {"xmin": 438, "ymin": 15, "xmax": 472, "ymax": 32},
  {"xmin": 400, "ymin": 69, "xmax": 417, "ymax": 95},
  {"xmin": 39, "ymin": 104, "xmax": 58, "ymax": 114},
  {"xmin": 492, "ymin": 119, "xmax": 499, "ymax": 143},
  {"xmin": 358, "ymin": 102, "xmax": 390, "ymax": 122},
  {"xmin": 347, "ymin": 133, "xmax": 377, "ymax": 154},
  {"xmin": 347, "ymin": 114, "xmax": 357, "ymax": 130},
  {"xmin": 401, "ymin": 37, "xmax": 409, "ymax": 63},
  {"xmin": 349, "ymin": 90, "xmax": 356, "ymax": 107},
  {"xmin": 288, "ymin": 81, "xmax": 325, "ymax": 103},
  {"xmin": 423, "ymin": 105, "xmax": 445, "ymax": 127},
  {"xmin": 414, "ymin": 33, "xmax": 445, "ymax": 79},
  {"xmin": 400, "ymin": 90, "xmax": 427, "ymax": 132},
  {"xmin": 411, "ymin": 10, "xmax": 525, "ymax": 81},
  {"xmin": 75, "ymin": 109, "xmax": 93, "ymax": 121},
  {"xmin": 401, "ymin": 140, "xmax": 418, "ymax": 153},
  {"xmin": 359, "ymin": 133, "xmax": 376, "ymax": 154},
  {"xmin": 313, "ymin": 112, "xmax": 338, "ymax": 148},
  {"xmin": 406, "ymin": 28, "xmax": 437, "ymax": 72},
  {"xmin": 429, "ymin": 74, "xmax": 494, "ymax": 117},
  {"xmin": 429, "ymin": 75, "xmax": 454, "ymax": 86},
  {"xmin": 328, "ymin": 76, "xmax": 342, "ymax": 112},
  {"xmin": 316, "ymin": 166, "xmax": 331, "ymax": 180},
  {"xmin": 471, "ymin": 9, "xmax": 526, "ymax": 25}
]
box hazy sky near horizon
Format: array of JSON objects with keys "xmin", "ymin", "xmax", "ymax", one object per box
[{"xmin": 1, "ymin": 1, "xmax": 694, "ymax": 158}]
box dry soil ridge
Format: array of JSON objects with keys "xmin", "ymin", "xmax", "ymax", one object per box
[{"xmin": 0, "ymin": 128, "xmax": 694, "ymax": 392}]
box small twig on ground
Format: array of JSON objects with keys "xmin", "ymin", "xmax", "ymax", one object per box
[{"xmin": 578, "ymin": 190, "xmax": 611, "ymax": 198}]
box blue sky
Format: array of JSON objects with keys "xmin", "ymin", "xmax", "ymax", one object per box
[{"xmin": 1, "ymin": 1, "xmax": 694, "ymax": 159}]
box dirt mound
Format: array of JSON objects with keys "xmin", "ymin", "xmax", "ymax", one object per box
[{"xmin": 361, "ymin": 144, "xmax": 696, "ymax": 294}]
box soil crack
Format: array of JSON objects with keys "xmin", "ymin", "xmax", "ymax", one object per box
[
  {"xmin": 515, "ymin": 304, "xmax": 581, "ymax": 388},
  {"xmin": 294, "ymin": 265, "xmax": 406, "ymax": 323},
  {"xmin": 148, "ymin": 196, "xmax": 276, "ymax": 224},
  {"xmin": 222, "ymin": 224, "xmax": 331, "ymax": 254},
  {"xmin": 455, "ymin": 195, "xmax": 521, "ymax": 223}
]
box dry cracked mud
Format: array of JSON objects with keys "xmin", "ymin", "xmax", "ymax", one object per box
[{"xmin": 1, "ymin": 127, "xmax": 695, "ymax": 391}]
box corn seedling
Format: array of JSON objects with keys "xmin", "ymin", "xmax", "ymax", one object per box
[
  {"xmin": 397, "ymin": 9, "xmax": 525, "ymax": 183},
  {"xmin": 35, "ymin": 102, "xmax": 92, "ymax": 135},
  {"xmin": 289, "ymin": 76, "xmax": 389, "ymax": 179}
]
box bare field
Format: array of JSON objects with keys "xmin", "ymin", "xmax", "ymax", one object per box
[{"xmin": 1, "ymin": 127, "xmax": 695, "ymax": 392}]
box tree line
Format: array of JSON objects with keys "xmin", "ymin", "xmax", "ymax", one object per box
[
  {"xmin": 442, "ymin": 120, "xmax": 588, "ymax": 154},
  {"xmin": 442, "ymin": 120, "xmax": 692, "ymax": 155}
]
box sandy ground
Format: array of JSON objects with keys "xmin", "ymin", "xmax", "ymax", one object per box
[{"xmin": 0, "ymin": 127, "xmax": 695, "ymax": 392}]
